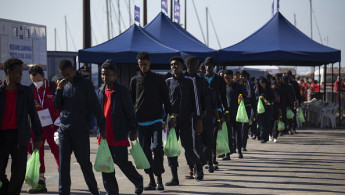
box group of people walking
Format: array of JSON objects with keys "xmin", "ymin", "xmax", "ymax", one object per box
[{"xmin": 0, "ymin": 52, "xmax": 302, "ymax": 195}]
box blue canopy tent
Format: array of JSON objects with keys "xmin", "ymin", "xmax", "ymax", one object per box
[
  {"xmin": 144, "ymin": 12, "xmax": 217, "ymax": 61},
  {"xmin": 78, "ymin": 24, "xmax": 181, "ymax": 64},
  {"xmin": 219, "ymin": 12, "xmax": 342, "ymax": 128},
  {"xmin": 78, "ymin": 24, "xmax": 182, "ymax": 87},
  {"xmin": 218, "ymin": 12, "xmax": 341, "ymax": 66}
]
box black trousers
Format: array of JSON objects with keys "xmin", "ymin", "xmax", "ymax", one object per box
[
  {"xmin": 187, "ymin": 116, "xmax": 214, "ymax": 169},
  {"xmin": 241, "ymin": 106, "xmax": 252, "ymax": 149},
  {"xmin": 0, "ymin": 130, "xmax": 28, "ymax": 195},
  {"xmin": 271, "ymin": 119, "xmax": 279, "ymax": 139},
  {"xmin": 58, "ymin": 129, "xmax": 99, "ymax": 195},
  {"xmin": 226, "ymin": 116, "xmax": 242, "ymax": 154},
  {"xmin": 258, "ymin": 106, "xmax": 273, "ymax": 141},
  {"xmin": 168, "ymin": 120, "xmax": 201, "ymax": 169},
  {"xmin": 137, "ymin": 122, "xmax": 164, "ymax": 176},
  {"xmin": 102, "ymin": 146, "xmax": 142, "ymax": 195}
]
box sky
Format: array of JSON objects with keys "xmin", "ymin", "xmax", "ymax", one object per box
[{"xmin": 1, "ymin": 0, "xmax": 344, "ymax": 72}]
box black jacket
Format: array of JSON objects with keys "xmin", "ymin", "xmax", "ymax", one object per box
[
  {"xmin": 53, "ymin": 73, "xmax": 105, "ymax": 132},
  {"xmin": 204, "ymin": 87, "xmax": 217, "ymax": 119},
  {"xmin": 255, "ymin": 86, "xmax": 275, "ymax": 109},
  {"xmin": 225, "ymin": 81, "xmax": 247, "ymax": 116},
  {"xmin": 98, "ymin": 82, "xmax": 137, "ymax": 141},
  {"xmin": 0, "ymin": 83, "xmax": 42, "ymax": 146},
  {"xmin": 129, "ymin": 71, "xmax": 172, "ymax": 123},
  {"xmin": 166, "ymin": 74, "xmax": 201, "ymax": 122},
  {"xmin": 202, "ymin": 73, "xmax": 228, "ymax": 111},
  {"xmin": 277, "ymin": 83, "xmax": 293, "ymax": 108},
  {"xmin": 185, "ymin": 72, "xmax": 208, "ymax": 114}
]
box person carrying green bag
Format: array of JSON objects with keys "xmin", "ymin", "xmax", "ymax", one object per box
[
  {"xmin": 0, "ymin": 58, "xmax": 43, "ymax": 195},
  {"xmin": 223, "ymin": 70, "xmax": 247, "ymax": 160},
  {"xmin": 164, "ymin": 128, "xmax": 181, "ymax": 157},
  {"xmin": 97, "ymin": 60, "xmax": 143, "ymax": 195},
  {"xmin": 25, "ymin": 149, "xmax": 41, "ymax": 189}
]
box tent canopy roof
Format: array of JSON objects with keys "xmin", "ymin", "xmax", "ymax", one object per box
[
  {"xmin": 218, "ymin": 12, "xmax": 341, "ymax": 66},
  {"xmin": 145, "ymin": 12, "xmax": 216, "ymax": 60},
  {"xmin": 78, "ymin": 24, "xmax": 181, "ymax": 64}
]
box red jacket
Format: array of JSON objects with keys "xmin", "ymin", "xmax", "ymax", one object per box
[{"xmin": 31, "ymin": 79, "xmax": 60, "ymax": 136}]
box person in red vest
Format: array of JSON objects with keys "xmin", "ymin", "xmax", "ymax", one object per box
[
  {"xmin": 27, "ymin": 65, "xmax": 60, "ymax": 193},
  {"xmin": 0, "ymin": 58, "xmax": 43, "ymax": 195},
  {"xmin": 311, "ymin": 80, "xmax": 319, "ymax": 92},
  {"xmin": 334, "ymin": 76, "xmax": 344, "ymax": 92}
]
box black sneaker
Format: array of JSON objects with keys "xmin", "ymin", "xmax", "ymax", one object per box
[
  {"xmin": 165, "ymin": 179, "xmax": 179, "ymax": 186},
  {"xmin": 208, "ymin": 164, "xmax": 215, "ymax": 173},
  {"xmin": 217, "ymin": 154, "xmax": 225, "ymax": 158},
  {"xmin": 242, "ymin": 148, "xmax": 247, "ymax": 151},
  {"xmin": 238, "ymin": 153, "xmax": 243, "ymax": 159},
  {"xmin": 143, "ymin": 182, "xmax": 156, "ymax": 190},
  {"xmin": 222, "ymin": 155, "xmax": 231, "ymax": 161},
  {"xmin": 195, "ymin": 167, "xmax": 204, "ymax": 180},
  {"xmin": 135, "ymin": 176, "xmax": 143, "ymax": 194},
  {"xmin": 28, "ymin": 181, "xmax": 47, "ymax": 194}
]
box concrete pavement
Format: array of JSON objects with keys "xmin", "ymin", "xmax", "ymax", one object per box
[{"xmin": 7, "ymin": 127, "xmax": 345, "ymax": 194}]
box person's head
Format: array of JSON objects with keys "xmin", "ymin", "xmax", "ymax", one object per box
[
  {"xmin": 204, "ymin": 57, "xmax": 215, "ymax": 74},
  {"xmin": 223, "ymin": 70, "xmax": 233, "ymax": 85},
  {"xmin": 218, "ymin": 70, "xmax": 225, "ymax": 77},
  {"xmin": 266, "ymin": 73, "xmax": 272, "ymax": 81},
  {"xmin": 282, "ymin": 75, "xmax": 289, "ymax": 85},
  {"xmin": 101, "ymin": 59, "xmax": 119, "ymax": 86},
  {"xmin": 170, "ymin": 56, "xmax": 184, "ymax": 76},
  {"xmin": 260, "ymin": 77, "xmax": 267, "ymax": 89},
  {"xmin": 199, "ymin": 63, "xmax": 206, "ymax": 74},
  {"xmin": 186, "ymin": 56, "xmax": 199, "ymax": 75},
  {"xmin": 58, "ymin": 59, "xmax": 76, "ymax": 81},
  {"xmin": 276, "ymin": 73, "xmax": 282, "ymax": 84},
  {"xmin": 240, "ymin": 70, "xmax": 249, "ymax": 82},
  {"xmin": 300, "ymin": 78, "xmax": 305, "ymax": 83},
  {"xmin": 29, "ymin": 65, "xmax": 45, "ymax": 88},
  {"xmin": 234, "ymin": 71, "xmax": 241, "ymax": 81},
  {"xmin": 4, "ymin": 58, "xmax": 24, "ymax": 84},
  {"xmin": 136, "ymin": 52, "xmax": 151, "ymax": 73},
  {"xmin": 287, "ymin": 70, "xmax": 293, "ymax": 80}
]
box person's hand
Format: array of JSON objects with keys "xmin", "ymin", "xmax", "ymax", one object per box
[
  {"xmin": 129, "ymin": 133, "xmax": 137, "ymax": 141},
  {"xmin": 33, "ymin": 141, "xmax": 43, "ymax": 149},
  {"xmin": 217, "ymin": 120, "xmax": 222, "ymax": 131},
  {"xmin": 100, "ymin": 130, "xmax": 107, "ymax": 139},
  {"xmin": 58, "ymin": 79, "xmax": 68, "ymax": 89},
  {"xmin": 169, "ymin": 118, "xmax": 176, "ymax": 128},
  {"xmin": 196, "ymin": 119, "xmax": 203, "ymax": 135}
]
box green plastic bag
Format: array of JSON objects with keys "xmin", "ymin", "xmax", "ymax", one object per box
[
  {"xmin": 94, "ymin": 139, "xmax": 114, "ymax": 173},
  {"xmin": 236, "ymin": 100, "xmax": 249, "ymax": 123},
  {"xmin": 221, "ymin": 122, "xmax": 229, "ymax": 144},
  {"xmin": 278, "ymin": 120, "xmax": 285, "ymax": 131},
  {"xmin": 25, "ymin": 149, "xmax": 40, "ymax": 188},
  {"xmin": 164, "ymin": 128, "xmax": 181, "ymax": 157},
  {"xmin": 298, "ymin": 109, "xmax": 305, "ymax": 123},
  {"xmin": 257, "ymin": 98, "xmax": 265, "ymax": 114},
  {"xmin": 216, "ymin": 129, "xmax": 230, "ymax": 155},
  {"xmin": 130, "ymin": 140, "xmax": 150, "ymax": 169},
  {"xmin": 287, "ymin": 109, "xmax": 294, "ymax": 119}
]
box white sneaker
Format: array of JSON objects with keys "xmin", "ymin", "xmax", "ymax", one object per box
[
  {"xmin": 269, "ymin": 136, "xmax": 273, "ymax": 142},
  {"xmin": 274, "ymin": 139, "xmax": 278, "ymax": 143}
]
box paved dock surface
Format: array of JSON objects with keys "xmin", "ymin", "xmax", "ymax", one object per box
[{"xmin": 7, "ymin": 127, "xmax": 345, "ymax": 194}]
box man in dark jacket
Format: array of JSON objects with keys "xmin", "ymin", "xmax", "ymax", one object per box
[
  {"xmin": 98, "ymin": 60, "xmax": 143, "ymax": 195},
  {"xmin": 54, "ymin": 60, "xmax": 106, "ymax": 195},
  {"xmin": 287, "ymin": 71, "xmax": 301, "ymax": 134},
  {"xmin": 203, "ymin": 57, "xmax": 228, "ymax": 167},
  {"xmin": 184, "ymin": 56, "xmax": 209, "ymax": 178},
  {"xmin": 223, "ymin": 70, "xmax": 247, "ymax": 159},
  {"xmin": 165, "ymin": 56, "xmax": 204, "ymax": 186},
  {"xmin": 129, "ymin": 52, "xmax": 174, "ymax": 191},
  {"xmin": 0, "ymin": 58, "xmax": 43, "ymax": 195}
]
